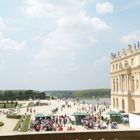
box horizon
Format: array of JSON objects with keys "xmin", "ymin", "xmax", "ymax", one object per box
[
  {"xmin": 0, "ymin": 0, "xmax": 140, "ymax": 90},
  {"xmin": 0, "ymin": 87, "xmax": 111, "ymax": 91}
]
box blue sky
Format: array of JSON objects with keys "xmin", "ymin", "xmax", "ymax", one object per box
[{"xmin": 0, "ymin": 0, "xmax": 140, "ymax": 90}]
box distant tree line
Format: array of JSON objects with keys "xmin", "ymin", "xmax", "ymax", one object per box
[
  {"xmin": 72, "ymin": 89, "xmax": 111, "ymax": 98},
  {"xmin": 0, "ymin": 90, "xmax": 47, "ymax": 101},
  {"xmin": 47, "ymin": 89, "xmax": 111, "ymax": 98}
]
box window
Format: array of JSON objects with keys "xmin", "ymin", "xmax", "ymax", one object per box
[
  {"xmin": 132, "ymin": 99, "xmax": 135, "ymax": 112},
  {"xmin": 116, "ymin": 78, "xmax": 119, "ymax": 91},
  {"xmin": 116, "ymin": 63, "xmax": 118, "ymax": 70},
  {"xmin": 136, "ymin": 80, "xmax": 139, "ymax": 89},
  {"xmin": 131, "ymin": 58, "xmax": 134, "ymax": 65},
  {"xmin": 122, "ymin": 99, "xmax": 125, "ymax": 111},
  {"xmin": 124, "ymin": 60, "xmax": 129, "ymax": 68},
  {"xmin": 112, "ymin": 64, "xmax": 114, "ymax": 70},
  {"xmin": 113, "ymin": 79, "xmax": 115, "ymax": 91},
  {"xmin": 113, "ymin": 98, "xmax": 115, "ymax": 108},
  {"xmin": 116, "ymin": 98, "xmax": 119, "ymax": 108},
  {"xmin": 119, "ymin": 62, "xmax": 122, "ymax": 69}
]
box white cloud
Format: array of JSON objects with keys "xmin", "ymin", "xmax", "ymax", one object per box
[
  {"xmin": 0, "ymin": 17, "xmax": 6, "ymax": 30},
  {"xmin": 24, "ymin": 0, "xmax": 85, "ymax": 18},
  {"xmin": 31, "ymin": 14, "xmax": 110, "ymax": 71},
  {"xmin": 121, "ymin": 32, "xmax": 140, "ymax": 44},
  {"xmin": 26, "ymin": 0, "xmax": 111, "ymax": 72},
  {"xmin": 94, "ymin": 56, "xmax": 109, "ymax": 65},
  {"xmin": 24, "ymin": 0, "xmax": 44, "ymax": 17},
  {"xmin": 0, "ymin": 32, "xmax": 26, "ymax": 51},
  {"xmin": 96, "ymin": 2, "xmax": 113, "ymax": 15}
]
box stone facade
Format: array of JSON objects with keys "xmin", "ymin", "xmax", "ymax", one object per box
[{"xmin": 111, "ymin": 42, "xmax": 140, "ymax": 113}]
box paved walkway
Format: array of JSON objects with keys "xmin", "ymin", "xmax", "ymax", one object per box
[{"xmin": 0, "ymin": 115, "xmax": 18, "ymax": 134}]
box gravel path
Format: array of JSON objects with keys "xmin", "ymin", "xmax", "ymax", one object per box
[{"xmin": 0, "ymin": 115, "xmax": 18, "ymax": 134}]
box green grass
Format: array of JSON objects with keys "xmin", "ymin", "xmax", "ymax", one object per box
[
  {"xmin": 0, "ymin": 103, "xmax": 16, "ymax": 108},
  {"xmin": 21, "ymin": 115, "xmax": 31, "ymax": 132},
  {"xmin": 13, "ymin": 116, "xmax": 23, "ymax": 131}
]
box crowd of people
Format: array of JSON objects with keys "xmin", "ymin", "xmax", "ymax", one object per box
[
  {"xmin": 31, "ymin": 114, "xmax": 75, "ymax": 131},
  {"xmin": 29, "ymin": 98, "xmax": 114, "ymax": 132},
  {"xmin": 0, "ymin": 108, "xmax": 16, "ymax": 115}
]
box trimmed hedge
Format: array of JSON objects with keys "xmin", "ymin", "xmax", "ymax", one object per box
[
  {"xmin": 0, "ymin": 121, "xmax": 4, "ymax": 127},
  {"xmin": 7, "ymin": 114, "xmax": 22, "ymax": 119},
  {"xmin": 13, "ymin": 116, "xmax": 23, "ymax": 131},
  {"xmin": 21, "ymin": 115, "xmax": 31, "ymax": 132},
  {"xmin": 0, "ymin": 103, "xmax": 17, "ymax": 108}
]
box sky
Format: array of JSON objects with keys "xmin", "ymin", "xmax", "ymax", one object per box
[{"xmin": 0, "ymin": 0, "xmax": 140, "ymax": 90}]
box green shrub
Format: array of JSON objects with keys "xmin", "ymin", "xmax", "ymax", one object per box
[
  {"xmin": 0, "ymin": 103, "xmax": 17, "ymax": 108},
  {"xmin": 7, "ymin": 114, "xmax": 22, "ymax": 119},
  {"xmin": 0, "ymin": 121, "xmax": 4, "ymax": 127}
]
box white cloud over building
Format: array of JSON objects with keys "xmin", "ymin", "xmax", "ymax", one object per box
[{"xmin": 96, "ymin": 2, "xmax": 113, "ymax": 15}]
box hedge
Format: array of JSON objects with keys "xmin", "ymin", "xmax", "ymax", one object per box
[
  {"xmin": 13, "ymin": 116, "xmax": 23, "ymax": 131},
  {"xmin": 0, "ymin": 121, "xmax": 4, "ymax": 127},
  {"xmin": 7, "ymin": 114, "xmax": 22, "ymax": 119}
]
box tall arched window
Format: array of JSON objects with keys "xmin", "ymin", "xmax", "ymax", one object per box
[
  {"xmin": 136, "ymin": 80, "xmax": 139, "ymax": 89},
  {"xmin": 119, "ymin": 62, "xmax": 122, "ymax": 69},
  {"xmin": 113, "ymin": 98, "xmax": 115, "ymax": 108},
  {"xmin": 113, "ymin": 64, "xmax": 115, "ymax": 71},
  {"xmin": 116, "ymin": 98, "xmax": 119, "ymax": 109},
  {"xmin": 125, "ymin": 60, "xmax": 129, "ymax": 68},
  {"xmin": 116, "ymin": 78, "xmax": 119, "ymax": 91},
  {"xmin": 132, "ymin": 99, "xmax": 135, "ymax": 112},
  {"xmin": 113, "ymin": 79, "xmax": 115, "ymax": 91},
  {"xmin": 122, "ymin": 99, "xmax": 125, "ymax": 111},
  {"xmin": 132, "ymin": 76, "xmax": 135, "ymax": 92},
  {"xmin": 131, "ymin": 58, "xmax": 134, "ymax": 65},
  {"xmin": 116, "ymin": 63, "xmax": 118, "ymax": 70}
]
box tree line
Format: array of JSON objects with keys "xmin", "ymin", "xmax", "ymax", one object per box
[
  {"xmin": 47, "ymin": 89, "xmax": 111, "ymax": 98},
  {"xmin": 0, "ymin": 90, "xmax": 47, "ymax": 101}
]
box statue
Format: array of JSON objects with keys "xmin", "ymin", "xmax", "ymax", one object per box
[
  {"xmin": 121, "ymin": 48, "xmax": 126, "ymax": 56},
  {"xmin": 138, "ymin": 42, "xmax": 140, "ymax": 48},
  {"xmin": 134, "ymin": 43, "xmax": 136, "ymax": 50},
  {"xmin": 127, "ymin": 44, "xmax": 132, "ymax": 53},
  {"xmin": 111, "ymin": 53, "xmax": 115, "ymax": 59},
  {"xmin": 118, "ymin": 51, "xmax": 120, "ymax": 56}
]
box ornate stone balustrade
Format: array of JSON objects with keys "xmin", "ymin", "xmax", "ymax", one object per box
[{"xmin": 1, "ymin": 130, "xmax": 140, "ymax": 140}]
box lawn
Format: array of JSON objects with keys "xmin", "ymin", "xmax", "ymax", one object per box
[
  {"xmin": 0, "ymin": 103, "xmax": 16, "ymax": 108},
  {"xmin": 21, "ymin": 115, "xmax": 31, "ymax": 132},
  {"xmin": 13, "ymin": 116, "xmax": 23, "ymax": 131}
]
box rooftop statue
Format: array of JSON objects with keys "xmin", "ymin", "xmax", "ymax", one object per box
[
  {"xmin": 127, "ymin": 44, "xmax": 132, "ymax": 53},
  {"xmin": 111, "ymin": 52, "xmax": 116, "ymax": 59},
  {"xmin": 121, "ymin": 48, "xmax": 126, "ymax": 56}
]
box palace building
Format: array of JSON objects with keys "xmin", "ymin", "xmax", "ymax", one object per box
[{"xmin": 111, "ymin": 42, "xmax": 140, "ymax": 113}]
